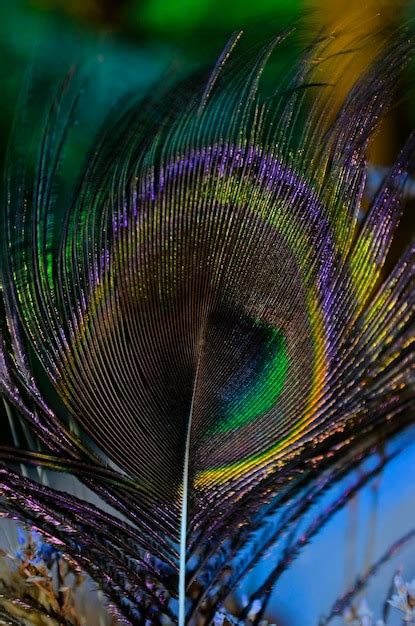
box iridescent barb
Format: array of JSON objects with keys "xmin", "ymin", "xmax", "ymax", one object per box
[{"xmin": 0, "ymin": 27, "xmax": 415, "ymax": 625}]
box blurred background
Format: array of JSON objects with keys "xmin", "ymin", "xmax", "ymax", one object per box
[{"xmin": 1, "ymin": 1, "xmax": 415, "ymax": 624}]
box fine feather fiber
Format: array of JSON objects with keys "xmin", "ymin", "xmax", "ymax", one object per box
[{"xmin": 0, "ymin": 24, "xmax": 414, "ymax": 625}]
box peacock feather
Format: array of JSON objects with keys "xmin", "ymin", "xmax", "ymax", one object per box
[{"xmin": 0, "ymin": 25, "xmax": 414, "ymax": 625}]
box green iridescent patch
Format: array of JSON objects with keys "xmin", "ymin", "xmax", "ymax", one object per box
[{"xmin": 217, "ymin": 324, "xmax": 288, "ymax": 433}]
